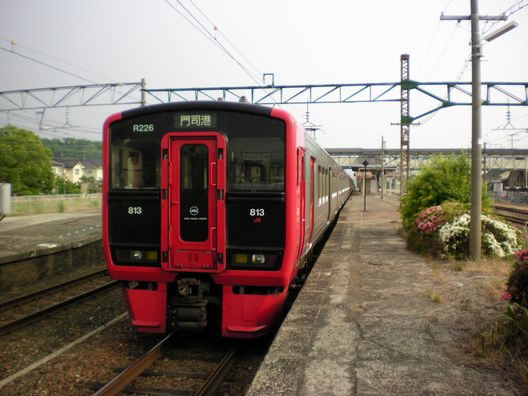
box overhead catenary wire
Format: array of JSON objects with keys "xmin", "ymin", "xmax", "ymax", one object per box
[
  {"xmin": 0, "ymin": 45, "xmax": 95, "ymax": 84},
  {"xmin": 417, "ymin": 0, "xmax": 454, "ymax": 80},
  {"xmin": 420, "ymin": 0, "xmax": 528, "ymax": 127},
  {"xmin": 0, "ymin": 36, "xmax": 143, "ymax": 136},
  {"xmin": 0, "ymin": 38, "xmax": 142, "ymax": 102},
  {"xmin": 0, "ymin": 36, "xmax": 120, "ymax": 84},
  {"xmin": 163, "ymin": 0, "xmax": 262, "ymax": 86},
  {"xmin": 186, "ymin": 0, "xmax": 263, "ymax": 80},
  {"xmin": 162, "ymin": 0, "xmax": 286, "ymax": 111}
]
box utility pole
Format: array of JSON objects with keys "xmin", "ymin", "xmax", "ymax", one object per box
[
  {"xmin": 483, "ymin": 142, "xmax": 487, "ymax": 190},
  {"xmin": 381, "ymin": 136, "xmax": 385, "ymax": 199},
  {"xmin": 400, "ymin": 54, "xmax": 410, "ymax": 198},
  {"xmin": 141, "ymin": 78, "xmax": 147, "ymax": 106},
  {"xmin": 362, "ymin": 160, "xmax": 369, "ymax": 211},
  {"xmin": 441, "ymin": 2, "xmax": 507, "ymax": 261},
  {"xmin": 469, "ymin": 0, "xmax": 483, "ymax": 260}
]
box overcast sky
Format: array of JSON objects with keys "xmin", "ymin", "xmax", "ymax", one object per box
[{"xmin": 1, "ymin": 0, "xmax": 527, "ymax": 149}]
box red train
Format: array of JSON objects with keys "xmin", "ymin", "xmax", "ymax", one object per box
[{"xmin": 103, "ymin": 101, "xmax": 352, "ymax": 338}]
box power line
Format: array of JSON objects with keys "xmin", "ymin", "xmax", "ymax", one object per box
[
  {"xmin": 417, "ymin": 0, "xmax": 454, "ymax": 79},
  {"xmin": 0, "ymin": 45, "xmax": 95, "ymax": 84},
  {"xmin": 0, "ymin": 38, "xmax": 142, "ymax": 103},
  {"xmin": 0, "ymin": 36, "xmax": 117, "ymax": 84},
  {"xmin": 186, "ymin": 0, "xmax": 263, "ymax": 79},
  {"xmin": 163, "ymin": 0, "xmax": 262, "ymax": 86}
]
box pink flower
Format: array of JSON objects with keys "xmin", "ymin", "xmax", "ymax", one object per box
[
  {"xmin": 502, "ymin": 291, "xmax": 512, "ymax": 301},
  {"xmin": 514, "ymin": 249, "xmax": 528, "ymax": 262}
]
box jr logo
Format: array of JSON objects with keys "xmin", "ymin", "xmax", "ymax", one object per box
[{"xmin": 189, "ymin": 206, "xmax": 199, "ymax": 216}]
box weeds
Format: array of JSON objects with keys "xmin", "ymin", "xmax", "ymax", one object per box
[{"xmin": 427, "ymin": 289, "xmax": 444, "ymax": 304}]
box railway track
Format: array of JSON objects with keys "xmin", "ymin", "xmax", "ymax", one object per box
[
  {"xmin": 0, "ymin": 268, "xmax": 107, "ymax": 311},
  {"xmin": 94, "ymin": 334, "xmax": 238, "ymax": 396},
  {"xmin": 494, "ymin": 204, "xmax": 528, "ymax": 227},
  {"xmin": 0, "ymin": 270, "xmax": 119, "ymax": 336}
]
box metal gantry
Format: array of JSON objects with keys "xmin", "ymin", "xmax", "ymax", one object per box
[
  {"xmin": 0, "ymin": 81, "xmax": 144, "ymax": 112},
  {"xmin": 2, "ymin": 79, "xmax": 525, "ymax": 117},
  {"xmin": 1, "ymin": 75, "xmax": 527, "ymax": 190}
]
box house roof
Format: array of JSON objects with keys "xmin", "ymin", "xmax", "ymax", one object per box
[{"xmin": 53, "ymin": 159, "xmax": 102, "ymax": 169}]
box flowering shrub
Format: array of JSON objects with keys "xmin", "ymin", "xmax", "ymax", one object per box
[
  {"xmin": 515, "ymin": 249, "xmax": 528, "ymax": 267},
  {"xmin": 501, "ymin": 252, "xmax": 528, "ymax": 357},
  {"xmin": 438, "ymin": 214, "xmax": 471, "ymax": 259},
  {"xmin": 415, "ymin": 206, "xmax": 446, "ymax": 234},
  {"xmin": 481, "ymin": 216, "xmax": 520, "ymax": 258},
  {"xmin": 504, "ymin": 253, "xmax": 528, "ymax": 308},
  {"xmin": 437, "ymin": 214, "xmax": 520, "ymax": 260}
]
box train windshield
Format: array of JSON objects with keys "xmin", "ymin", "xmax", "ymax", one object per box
[
  {"xmin": 110, "ymin": 138, "xmax": 160, "ymax": 189},
  {"xmin": 228, "ymin": 136, "xmax": 285, "ymax": 192}
]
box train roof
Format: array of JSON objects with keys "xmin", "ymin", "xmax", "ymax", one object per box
[{"xmin": 121, "ymin": 101, "xmax": 274, "ymax": 119}]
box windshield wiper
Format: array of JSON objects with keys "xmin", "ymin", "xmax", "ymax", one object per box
[{"xmin": 241, "ymin": 161, "xmax": 256, "ymax": 192}]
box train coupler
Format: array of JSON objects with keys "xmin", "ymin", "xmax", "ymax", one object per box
[{"xmin": 171, "ymin": 303, "xmax": 207, "ymax": 330}]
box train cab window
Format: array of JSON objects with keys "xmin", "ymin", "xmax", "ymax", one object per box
[
  {"xmin": 110, "ymin": 138, "xmax": 160, "ymax": 189},
  {"xmin": 228, "ymin": 137, "xmax": 284, "ymax": 192}
]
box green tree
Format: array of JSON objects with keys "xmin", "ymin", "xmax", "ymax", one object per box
[
  {"xmin": 55, "ymin": 176, "xmax": 80, "ymax": 194},
  {"xmin": 0, "ymin": 126, "xmax": 55, "ymax": 195},
  {"xmin": 79, "ymin": 175, "xmax": 100, "ymax": 193},
  {"xmin": 43, "ymin": 137, "xmax": 102, "ymax": 160},
  {"xmin": 401, "ymin": 153, "xmax": 491, "ymax": 230}
]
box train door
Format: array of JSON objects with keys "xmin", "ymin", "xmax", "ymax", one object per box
[
  {"xmin": 327, "ymin": 168, "xmax": 332, "ymax": 222},
  {"xmin": 308, "ymin": 157, "xmax": 315, "ymax": 246},
  {"xmin": 160, "ymin": 133, "xmax": 226, "ymax": 272},
  {"xmin": 296, "ymin": 148, "xmax": 306, "ymax": 260}
]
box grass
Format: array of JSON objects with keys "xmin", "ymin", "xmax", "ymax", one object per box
[{"xmin": 427, "ymin": 289, "xmax": 444, "ymax": 304}]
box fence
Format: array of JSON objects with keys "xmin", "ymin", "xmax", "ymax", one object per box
[
  {"xmin": 490, "ymin": 190, "xmax": 528, "ymax": 205},
  {"xmin": 10, "ymin": 193, "xmax": 102, "ymax": 216}
]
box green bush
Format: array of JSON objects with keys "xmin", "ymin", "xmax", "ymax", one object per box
[
  {"xmin": 501, "ymin": 252, "xmax": 528, "ymax": 360},
  {"xmin": 401, "ymin": 153, "xmax": 492, "ymax": 231}
]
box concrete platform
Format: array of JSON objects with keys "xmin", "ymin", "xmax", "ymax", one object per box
[
  {"xmin": 0, "ymin": 212, "xmax": 101, "ymax": 264},
  {"xmin": 0, "ymin": 212, "xmax": 103, "ymax": 297},
  {"xmin": 247, "ymin": 194, "xmax": 521, "ymax": 395}
]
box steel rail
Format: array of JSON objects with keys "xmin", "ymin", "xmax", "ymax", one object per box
[
  {"xmin": 494, "ymin": 204, "xmax": 528, "ymax": 226},
  {"xmin": 0, "ymin": 280, "xmax": 119, "ymax": 336},
  {"xmin": 195, "ymin": 347, "xmax": 238, "ymax": 396},
  {"xmin": 0, "ymin": 268, "xmax": 107, "ymax": 311},
  {"xmin": 93, "ymin": 332, "xmax": 175, "ymax": 396}
]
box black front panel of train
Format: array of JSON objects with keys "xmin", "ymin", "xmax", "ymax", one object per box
[
  {"xmin": 108, "ymin": 191, "xmax": 161, "ymax": 266},
  {"xmin": 108, "ymin": 107, "xmax": 286, "ymax": 269},
  {"xmin": 226, "ymin": 194, "xmax": 285, "ymax": 270}
]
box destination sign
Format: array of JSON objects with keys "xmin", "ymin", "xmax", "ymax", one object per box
[{"xmin": 174, "ymin": 112, "xmax": 217, "ymax": 129}]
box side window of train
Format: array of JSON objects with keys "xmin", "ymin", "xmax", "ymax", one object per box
[
  {"xmin": 318, "ymin": 166, "xmax": 322, "ymax": 200},
  {"xmin": 110, "ymin": 138, "xmax": 160, "ymax": 189}
]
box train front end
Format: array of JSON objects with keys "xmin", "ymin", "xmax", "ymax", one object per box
[{"xmin": 103, "ymin": 102, "xmax": 301, "ymax": 338}]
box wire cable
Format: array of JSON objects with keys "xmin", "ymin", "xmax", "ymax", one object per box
[
  {"xmin": 417, "ymin": 0, "xmax": 454, "ymax": 79},
  {"xmin": 163, "ymin": 0, "xmax": 262, "ymax": 86},
  {"xmin": 0, "ymin": 36, "xmax": 118, "ymax": 84},
  {"xmin": 186, "ymin": 0, "xmax": 263, "ymax": 79},
  {"xmin": 0, "ymin": 45, "xmax": 94, "ymax": 83},
  {"xmin": 0, "ymin": 38, "xmax": 142, "ymax": 102}
]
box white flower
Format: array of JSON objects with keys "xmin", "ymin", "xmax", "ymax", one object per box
[{"xmin": 438, "ymin": 213, "xmax": 519, "ymax": 259}]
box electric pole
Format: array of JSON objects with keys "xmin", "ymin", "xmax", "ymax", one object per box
[
  {"xmin": 441, "ymin": 1, "xmax": 508, "ymax": 261},
  {"xmin": 381, "ymin": 136, "xmax": 385, "ymax": 199},
  {"xmin": 469, "ymin": 0, "xmax": 483, "ymax": 260}
]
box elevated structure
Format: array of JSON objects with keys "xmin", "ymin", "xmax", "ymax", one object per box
[
  {"xmin": 0, "ymin": 81, "xmax": 144, "ymax": 111},
  {"xmin": 327, "ymin": 147, "xmax": 528, "ymax": 171}
]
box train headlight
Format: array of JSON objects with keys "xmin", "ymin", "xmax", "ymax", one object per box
[
  {"xmin": 130, "ymin": 250, "xmax": 143, "ymax": 260},
  {"xmin": 229, "ymin": 251, "xmax": 282, "ymax": 269},
  {"xmin": 251, "ymin": 254, "xmax": 266, "ymax": 264},
  {"xmin": 115, "ymin": 249, "xmax": 159, "ymax": 265}
]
